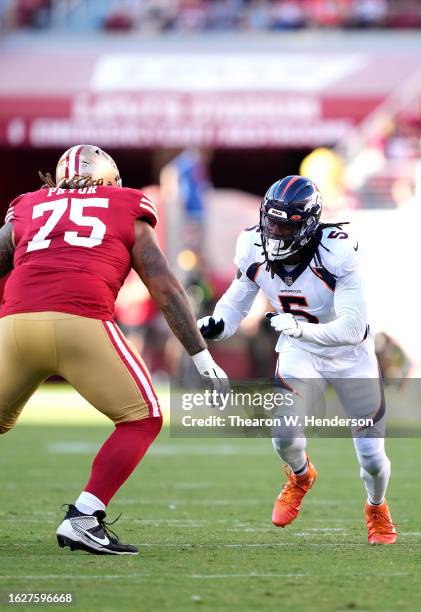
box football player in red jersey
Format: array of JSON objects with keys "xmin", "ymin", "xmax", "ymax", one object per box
[{"xmin": 0, "ymin": 144, "xmax": 228, "ymax": 556}]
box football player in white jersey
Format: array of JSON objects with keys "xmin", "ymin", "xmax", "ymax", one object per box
[{"xmin": 198, "ymin": 176, "xmax": 397, "ymax": 545}]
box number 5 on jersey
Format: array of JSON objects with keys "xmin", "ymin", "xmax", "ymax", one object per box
[
  {"xmin": 27, "ymin": 197, "xmax": 109, "ymax": 252},
  {"xmin": 279, "ymin": 295, "xmax": 319, "ymax": 324}
]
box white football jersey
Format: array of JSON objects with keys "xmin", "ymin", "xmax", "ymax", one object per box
[{"xmin": 231, "ymin": 224, "xmax": 369, "ymax": 359}]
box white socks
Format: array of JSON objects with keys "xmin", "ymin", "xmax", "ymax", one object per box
[
  {"xmin": 272, "ymin": 436, "xmax": 308, "ymax": 474},
  {"xmin": 75, "ymin": 491, "xmax": 106, "ymax": 515},
  {"xmin": 353, "ymin": 437, "xmax": 391, "ymax": 505},
  {"xmin": 361, "ymin": 457, "xmax": 391, "ymax": 505}
]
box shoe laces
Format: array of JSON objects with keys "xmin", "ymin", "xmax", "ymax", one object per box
[
  {"xmin": 94, "ymin": 511, "xmax": 123, "ymax": 543},
  {"xmin": 368, "ymin": 507, "xmax": 397, "ymax": 534},
  {"xmin": 280, "ymin": 465, "xmax": 306, "ymax": 505},
  {"xmin": 61, "ymin": 504, "xmax": 124, "ymax": 542}
]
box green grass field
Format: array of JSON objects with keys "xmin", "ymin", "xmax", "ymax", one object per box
[{"xmin": 1, "ymin": 385, "xmax": 421, "ymax": 611}]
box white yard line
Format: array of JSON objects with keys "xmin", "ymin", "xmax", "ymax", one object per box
[
  {"xmin": 113, "ymin": 498, "xmax": 340, "ymax": 507},
  {"xmin": 305, "ymin": 528, "xmax": 346, "ymax": 532},
  {"xmin": 226, "ymin": 528, "xmax": 276, "ymax": 533},
  {"xmin": 47, "ymin": 442, "xmax": 99, "ymax": 454},
  {"xmin": 46, "ymin": 441, "xmax": 272, "ymax": 456},
  {"xmin": 0, "ymin": 574, "xmax": 303, "ymax": 581},
  {"xmin": 137, "ymin": 543, "xmax": 376, "ymax": 548},
  {"xmin": 0, "ymin": 542, "xmax": 382, "ymax": 551},
  {"xmin": 0, "ymin": 571, "xmax": 411, "ymax": 581}
]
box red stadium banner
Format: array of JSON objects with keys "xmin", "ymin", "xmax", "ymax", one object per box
[{"xmin": 0, "ymin": 49, "xmax": 419, "ymax": 149}]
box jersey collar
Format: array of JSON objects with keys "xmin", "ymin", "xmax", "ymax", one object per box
[{"xmin": 273, "ymin": 238, "xmax": 320, "ymax": 287}]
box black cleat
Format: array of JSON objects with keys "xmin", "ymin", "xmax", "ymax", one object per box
[{"xmin": 56, "ymin": 505, "xmax": 138, "ymax": 555}]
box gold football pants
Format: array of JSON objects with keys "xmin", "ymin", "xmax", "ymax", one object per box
[{"xmin": 0, "ymin": 312, "xmax": 160, "ymax": 434}]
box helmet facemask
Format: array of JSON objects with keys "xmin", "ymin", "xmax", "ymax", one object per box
[
  {"xmin": 258, "ymin": 177, "xmax": 323, "ymax": 264},
  {"xmin": 260, "ymin": 211, "xmax": 316, "ymax": 261},
  {"xmin": 259, "ymin": 183, "xmax": 322, "ymax": 263},
  {"xmin": 260, "ymin": 208, "xmax": 319, "ymax": 261}
]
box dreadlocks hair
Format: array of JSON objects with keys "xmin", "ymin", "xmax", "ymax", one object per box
[
  {"xmin": 38, "ymin": 171, "xmax": 104, "ymax": 189},
  {"xmin": 256, "ymin": 209, "xmax": 275, "ymax": 277},
  {"xmin": 38, "ymin": 171, "xmax": 56, "ymax": 189},
  {"xmin": 256, "ymin": 219, "xmax": 350, "ymax": 278}
]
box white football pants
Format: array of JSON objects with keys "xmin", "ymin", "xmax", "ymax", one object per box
[{"xmin": 271, "ymin": 339, "xmax": 390, "ymax": 504}]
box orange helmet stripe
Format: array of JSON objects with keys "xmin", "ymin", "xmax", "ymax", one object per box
[{"xmin": 280, "ymin": 175, "xmax": 300, "ymax": 200}]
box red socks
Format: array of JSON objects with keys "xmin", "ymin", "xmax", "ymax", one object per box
[{"xmin": 84, "ymin": 416, "xmax": 163, "ymax": 505}]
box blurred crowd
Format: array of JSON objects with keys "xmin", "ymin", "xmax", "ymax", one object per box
[
  {"xmin": 342, "ymin": 112, "xmax": 421, "ymax": 210},
  {"xmin": 3, "ymin": 0, "xmax": 421, "ymax": 32}
]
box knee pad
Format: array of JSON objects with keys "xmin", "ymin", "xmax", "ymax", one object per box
[
  {"xmin": 272, "ymin": 436, "xmax": 295, "ymax": 454},
  {"xmin": 272, "ymin": 436, "xmax": 306, "ymax": 454},
  {"xmin": 360, "ymin": 453, "xmax": 388, "ymax": 477},
  {"xmin": 355, "ymin": 438, "xmax": 388, "ymax": 476}
]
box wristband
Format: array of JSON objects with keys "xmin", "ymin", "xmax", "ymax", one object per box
[{"xmin": 191, "ymin": 348, "xmax": 214, "ymax": 371}]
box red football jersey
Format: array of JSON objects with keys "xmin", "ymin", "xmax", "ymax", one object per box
[{"xmin": 1, "ymin": 185, "xmax": 158, "ymax": 320}]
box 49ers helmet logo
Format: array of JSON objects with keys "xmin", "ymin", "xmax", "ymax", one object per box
[{"xmin": 56, "ymin": 144, "xmax": 122, "ymax": 189}]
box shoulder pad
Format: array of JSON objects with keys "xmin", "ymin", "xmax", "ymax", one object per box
[
  {"xmin": 234, "ymin": 227, "xmax": 264, "ymax": 275},
  {"xmin": 318, "ymin": 225, "xmax": 360, "ymax": 277}
]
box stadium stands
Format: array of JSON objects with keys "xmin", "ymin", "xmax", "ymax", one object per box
[{"xmin": 2, "ymin": 0, "xmax": 421, "ymax": 33}]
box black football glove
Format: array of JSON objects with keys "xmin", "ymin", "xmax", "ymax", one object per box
[{"xmin": 197, "ymin": 316, "xmax": 225, "ymax": 340}]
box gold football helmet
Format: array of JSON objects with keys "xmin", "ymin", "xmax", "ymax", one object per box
[{"xmin": 56, "ymin": 144, "xmax": 122, "ymax": 188}]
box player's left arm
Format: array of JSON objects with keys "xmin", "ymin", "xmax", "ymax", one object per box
[
  {"xmin": 131, "ymin": 220, "xmax": 230, "ymax": 391},
  {"xmin": 0, "ymin": 222, "xmax": 15, "ymax": 278},
  {"xmin": 198, "ymin": 269, "xmax": 260, "ymax": 341},
  {"xmin": 131, "ymin": 220, "xmax": 206, "ymax": 356}
]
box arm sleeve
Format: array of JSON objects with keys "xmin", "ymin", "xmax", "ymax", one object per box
[
  {"xmin": 299, "ymin": 267, "xmax": 367, "ymax": 347},
  {"xmin": 211, "ymin": 230, "xmax": 260, "ymax": 340},
  {"xmin": 212, "ymin": 275, "xmax": 260, "ymax": 340}
]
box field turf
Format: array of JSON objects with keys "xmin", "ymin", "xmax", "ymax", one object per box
[{"xmin": 0, "ymin": 385, "xmax": 421, "ymax": 611}]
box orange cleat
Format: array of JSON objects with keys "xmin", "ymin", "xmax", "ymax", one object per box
[
  {"xmin": 272, "ymin": 456, "xmax": 317, "ymax": 527},
  {"xmin": 365, "ymin": 500, "xmax": 397, "ymax": 545}
]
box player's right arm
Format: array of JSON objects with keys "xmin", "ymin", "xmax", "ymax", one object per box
[
  {"xmin": 198, "ymin": 230, "xmax": 260, "ymax": 341},
  {"xmin": 0, "ymin": 222, "xmax": 15, "ymax": 278},
  {"xmin": 131, "ymin": 220, "xmax": 228, "ymax": 389},
  {"xmin": 198, "ymin": 269, "xmax": 259, "ymax": 341}
]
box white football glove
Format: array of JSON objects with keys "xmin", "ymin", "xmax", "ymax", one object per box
[
  {"xmin": 191, "ymin": 349, "xmax": 230, "ymax": 394},
  {"xmin": 268, "ymin": 312, "xmax": 302, "ymax": 338}
]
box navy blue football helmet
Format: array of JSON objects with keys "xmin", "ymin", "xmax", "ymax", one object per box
[{"xmin": 260, "ymin": 175, "xmax": 322, "ymax": 261}]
